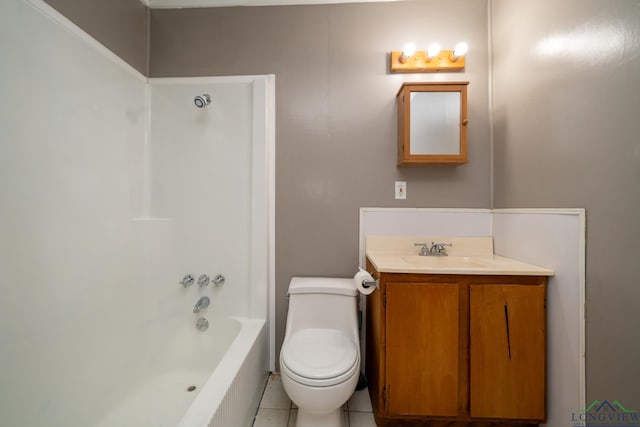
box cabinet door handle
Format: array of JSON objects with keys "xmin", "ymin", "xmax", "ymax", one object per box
[{"xmin": 504, "ymin": 304, "xmax": 512, "ymax": 360}]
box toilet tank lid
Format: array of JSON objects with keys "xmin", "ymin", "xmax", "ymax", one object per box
[{"xmin": 289, "ymin": 277, "xmax": 358, "ymax": 296}]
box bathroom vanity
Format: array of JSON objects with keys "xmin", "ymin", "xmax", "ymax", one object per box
[{"xmin": 364, "ymin": 237, "xmax": 553, "ymax": 427}]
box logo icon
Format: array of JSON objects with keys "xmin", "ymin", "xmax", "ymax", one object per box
[{"xmin": 572, "ymin": 400, "xmax": 639, "ymax": 427}]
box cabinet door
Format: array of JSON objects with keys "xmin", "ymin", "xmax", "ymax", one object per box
[
  {"xmin": 386, "ymin": 282, "xmax": 459, "ymax": 416},
  {"xmin": 470, "ymin": 284, "xmax": 546, "ymax": 421}
]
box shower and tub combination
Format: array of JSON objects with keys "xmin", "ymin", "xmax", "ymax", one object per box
[
  {"xmin": 0, "ymin": 1, "xmax": 275, "ymax": 425},
  {"xmin": 141, "ymin": 77, "xmax": 276, "ymax": 427},
  {"xmin": 137, "ymin": 77, "xmax": 276, "ymax": 427}
]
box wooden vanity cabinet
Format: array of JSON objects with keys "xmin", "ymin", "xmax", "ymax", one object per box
[{"xmin": 365, "ymin": 260, "xmax": 547, "ymax": 427}]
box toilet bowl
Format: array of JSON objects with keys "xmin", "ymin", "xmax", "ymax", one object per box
[{"xmin": 280, "ymin": 277, "xmax": 361, "ymax": 427}]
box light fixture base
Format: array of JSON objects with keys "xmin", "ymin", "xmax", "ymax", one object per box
[{"xmin": 390, "ymin": 50, "xmax": 465, "ymax": 73}]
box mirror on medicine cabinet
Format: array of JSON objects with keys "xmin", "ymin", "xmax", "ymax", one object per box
[{"xmin": 397, "ymin": 82, "xmax": 469, "ymax": 166}]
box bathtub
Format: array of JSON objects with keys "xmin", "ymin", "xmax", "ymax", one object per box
[
  {"xmin": 0, "ymin": 316, "xmax": 267, "ymax": 427},
  {"xmin": 96, "ymin": 316, "xmax": 268, "ymax": 427}
]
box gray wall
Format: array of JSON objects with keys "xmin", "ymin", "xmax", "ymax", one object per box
[
  {"xmin": 43, "ymin": 0, "xmax": 148, "ymax": 74},
  {"xmin": 492, "ymin": 0, "xmax": 640, "ymax": 406},
  {"xmin": 149, "ymin": 0, "xmax": 491, "ymax": 367}
]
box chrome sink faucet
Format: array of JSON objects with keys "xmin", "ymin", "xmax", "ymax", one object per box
[
  {"xmin": 193, "ymin": 296, "xmax": 210, "ymax": 313},
  {"xmin": 414, "ymin": 242, "xmax": 453, "ymax": 256}
]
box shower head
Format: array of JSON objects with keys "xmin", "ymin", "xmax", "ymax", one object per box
[{"xmin": 194, "ymin": 94, "xmax": 211, "ymax": 108}]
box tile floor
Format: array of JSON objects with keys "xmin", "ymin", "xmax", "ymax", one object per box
[{"xmin": 253, "ymin": 373, "xmax": 377, "ymax": 427}]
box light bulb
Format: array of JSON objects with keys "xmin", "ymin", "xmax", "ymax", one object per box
[
  {"xmin": 453, "ymin": 42, "xmax": 469, "ymax": 58},
  {"xmin": 401, "ymin": 42, "xmax": 416, "ymax": 59},
  {"xmin": 427, "ymin": 43, "xmax": 441, "ymax": 59}
]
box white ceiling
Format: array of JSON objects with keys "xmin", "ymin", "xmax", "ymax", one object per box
[{"xmin": 141, "ymin": 0, "xmax": 401, "ymax": 9}]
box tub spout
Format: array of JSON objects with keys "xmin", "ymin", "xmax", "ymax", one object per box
[{"xmin": 193, "ymin": 296, "xmax": 210, "ymax": 313}]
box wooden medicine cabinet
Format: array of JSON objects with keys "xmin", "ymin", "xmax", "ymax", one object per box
[{"xmin": 397, "ymin": 81, "xmax": 469, "ymax": 166}]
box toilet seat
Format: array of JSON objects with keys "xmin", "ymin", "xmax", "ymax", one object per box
[{"xmin": 281, "ymin": 328, "xmax": 359, "ymax": 387}]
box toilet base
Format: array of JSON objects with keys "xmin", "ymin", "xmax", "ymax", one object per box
[{"xmin": 295, "ymin": 407, "xmax": 344, "ymax": 427}]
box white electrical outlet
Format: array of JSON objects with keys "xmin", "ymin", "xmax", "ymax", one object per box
[{"xmin": 395, "ymin": 181, "xmax": 407, "ymax": 199}]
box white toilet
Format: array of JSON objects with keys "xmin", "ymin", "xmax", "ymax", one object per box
[{"xmin": 280, "ymin": 277, "xmax": 360, "ymax": 427}]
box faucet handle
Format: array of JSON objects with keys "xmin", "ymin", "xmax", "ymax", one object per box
[
  {"xmin": 414, "ymin": 242, "xmax": 430, "ymax": 256},
  {"xmin": 197, "ymin": 274, "xmax": 210, "ymax": 287},
  {"xmin": 212, "ymin": 274, "xmax": 225, "ymax": 286},
  {"xmin": 433, "ymin": 242, "xmax": 453, "ymax": 254},
  {"xmin": 180, "ymin": 274, "xmax": 195, "ymax": 287}
]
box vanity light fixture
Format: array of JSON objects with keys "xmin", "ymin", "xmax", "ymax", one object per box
[{"xmin": 390, "ymin": 41, "xmax": 468, "ymax": 73}]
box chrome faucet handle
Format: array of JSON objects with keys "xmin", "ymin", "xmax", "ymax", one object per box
[
  {"xmin": 432, "ymin": 242, "xmax": 453, "ymax": 255},
  {"xmin": 180, "ymin": 274, "xmax": 195, "ymax": 287},
  {"xmin": 414, "ymin": 242, "xmax": 430, "ymax": 256},
  {"xmin": 197, "ymin": 274, "xmax": 210, "ymax": 287},
  {"xmin": 212, "ymin": 274, "xmax": 225, "ymax": 286}
]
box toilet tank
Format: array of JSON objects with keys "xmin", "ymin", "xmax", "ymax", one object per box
[{"xmin": 285, "ymin": 277, "xmax": 359, "ymax": 338}]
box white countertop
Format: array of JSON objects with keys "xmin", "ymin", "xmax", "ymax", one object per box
[{"xmin": 366, "ymin": 236, "xmax": 554, "ymax": 276}]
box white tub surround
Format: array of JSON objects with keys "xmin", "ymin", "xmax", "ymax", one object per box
[{"xmin": 366, "ymin": 236, "xmax": 554, "ymax": 276}]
